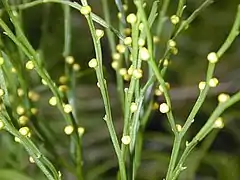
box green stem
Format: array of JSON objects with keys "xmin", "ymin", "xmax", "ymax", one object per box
[
  {"xmin": 62, "ymin": 3, "xmax": 83, "ymax": 179},
  {"xmin": 80, "ymin": 1, "xmax": 126, "ymax": 179},
  {"xmin": 101, "ymin": 0, "xmax": 125, "ymax": 112}
]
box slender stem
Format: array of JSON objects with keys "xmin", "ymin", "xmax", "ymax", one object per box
[
  {"xmin": 101, "ymin": 0, "xmax": 125, "ymax": 112},
  {"xmin": 80, "ymin": 1, "xmax": 126, "ymax": 179},
  {"xmin": 101, "ymin": 0, "xmax": 116, "ymax": 53},
  {"xmin": 63, "ymin": 4, "xmax": 71, "ymax": 58},
  {"xmin": 62, "ymin": 3, "xmax": 83, "ymax": 179},
  {"xmin": 176, "ymin": 0, "xmax": 186, "ymax": 17}
]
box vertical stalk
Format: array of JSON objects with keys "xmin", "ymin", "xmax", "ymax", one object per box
[
  {"xmin": 62, "ymin": 3, "xmax": 83, "ymax": 179},
  {"xmin": 101, "ymin": 0, "xmax": 125, "ymax": 112},
  {"xmin": 80, "ymin": 1, "xmax": 127, "ymax": 179}
]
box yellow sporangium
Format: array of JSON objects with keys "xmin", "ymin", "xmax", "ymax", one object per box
[
  {"xmin": 30, "ymin": 110, "xmax": 38, "ymax": 118},
  {"xmin": 121, "ymin": 135, "xmax": 131, "ymax": 145},
  {"xmin": 111, "ymin": 61, "xmax": 119, "ymax": 70},
  {"xmin": 112, "ymin": 53, "xmax": 121, "ymax": 61},
  {"xmin": 26, "ymin": 60, "xmax": 34, "ymax": 70},
  {"xmin": 159, "ymin": 103, "xmax": 170, "ymax": 113},
  {"xmin": 63, "ymin": 104, "xmax": 72, "ymax": 113},
  {"xmin": 41, "ymin": 79, "xmax": 48, "ymax": 85},
  {"xmin": 78, "ymin": 127, "xmax": 85, "ymax": 137},
  {"xmin": 130, "ymin": 102, "xmax": 138, "ymax": 113},
  {"xmin": 116, "ymin": 44, "xmax": 126, "ymax": 53},
  {"xmin": 176, "ymin": 124, "xmax": 182, "ymax": 132},
  {"xmin": 139, "ymin": 47, "xmax": 150, "ymax": 61},
  {"xmin": 73, "ymin": 63, "xmax": 81, "ymax": 71},
  {"xmin": 126, "ymin": 13, "xmax": 137, "ymax": 24},
  {"xmin": 64, "ymin": 125, "xmax": 74, "ymax": 135},
  {"xmin": 158, "ymin": 82, "xmax": 170, "ymax": 92},
  {"xmin": 138, "ymin": 23, "xmax": 144, "ymax": 31},
  {"xmin": 17, "ymin": 88, "xmax": 24, "ymax": 97},
  {"xmin": 207, "ymin": 52, "xmax": 218, "ymax": 63},
  {"xmin": 198, "ymin": 81, "xmax": 206, "ymax": 90},
  {"xmin": 124, "ymin": 37, "xmax": 132, "ymax": 45},
  {"xmin": 80, "ymin": 5, "xmax": 91, "ymax": 15},
  {"xmin": 28, "ymin": 91, "xmax": 40, "ymax": 102},
  {"xmin": 18, "ymin": 116, "xmax": 29, "ymax": 125},
  {"xmin": 88, "ymin": 58, "xmax": 98, "ymax": 68},
  {"xmin": 11, "ymin": 67, "xmax": 17, "ymax": 73},
  {"xmin": 16, "ymin": 106, "xmax": 25, "ymax": 115},
  {"xmin": 119, "ymin": 68, "xmax": 127, "ymax": 76},
  {"xmin": 58, "ymin": 85, "xmax": 69, "ymax": 92},
  {"xmin": 209, "ymin": 78, "xmax": 219, "ymax": 87},
  {"xmin": 214, "ymin": 117, "xmax": 224, "ymax": 129},
  {"xmin": 127, "ymin": 65, "xmax": 134, "ymax": 75},
  {"xmin": 170, "ymin": 15, "xmax": 180, "ymax": 25},
  {"xmin": 49, "ymin": 96, "xmax": 57, "ymax": 106},
  {"xmin": 14, "ymin": 137, "xmax": 21, "ymax": 143},
  {"xmin": 0, "ymin": 120, "xmax": 4, "ymax": 130},
  {"xmin": 132, "ymin": 69, "xmax": 143, "ymax": 79},
  {"xmin": 19, "ymin": 127, "xmax": 30, "ymax": 136},
  {"xmin": 59, "ymin": 75, "xmax": 68, "ymax": 84},
  {"xmin": 65, "ymin": 56, "xmax": 75, "ymax": 64},
  {"xmin": 155, "ymin": 89, "xmax": 162, "ymax": 96},
  {"xmin": 118, "ymin": 12, "xmax": 122, "ymax": 19},
  {"xmin": 31, "ymin": 108, "xmax": 38, "ymax": 115},
  {"xmin": 218, "ymin": 93, "xmax": 230, "ymax": 103},
  {"xmin": 163, "ymin": 59, "xmax": 169, "ymax": 66},
  {"xmin": 29, "ymin": 156, "xmax": 35, "ymax": 163},
  {"xmin": 123, "ymin": 74, "xmax": 131, "ymax": 81},
  {"xmin": 96, "ymin": 29, "xmax": 104, "ymax": 39},
  {"xmin": 138, "ymin": 38, "xmax": 145, "ymax": 47},
  {"xmin": 123, "ymin": 4, "xmax": 128, "ymax": 11},
  {"xmin": 168, "ymin": 39, "xmax": 176, "ymax": 48}
]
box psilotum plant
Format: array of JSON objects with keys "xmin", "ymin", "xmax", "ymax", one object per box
[{"xmin": 0, "ymin": 0, "xmax": 239, "ymax": 179}]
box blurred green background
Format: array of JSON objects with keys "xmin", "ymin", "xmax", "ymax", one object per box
[{"xmin": 0, "ymin": 0, "xmax": 240, "ymax": 179}]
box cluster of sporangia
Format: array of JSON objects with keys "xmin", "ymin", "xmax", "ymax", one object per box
[
  {"xmin": 47, "ymin": 56, "xmax": 85, "ymax": 136},
  {"xmin": 0, "ymin": 55, "xmax": 85, "ymax": 163},
  {"xmin": 78, "ymin": 4, "xmax": 227, "ymax": 146}
]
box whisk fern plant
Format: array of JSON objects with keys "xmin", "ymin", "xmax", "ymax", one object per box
[{"xmin": 0, "ymin": 0, "xmax": 240, "ymax": 179}]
